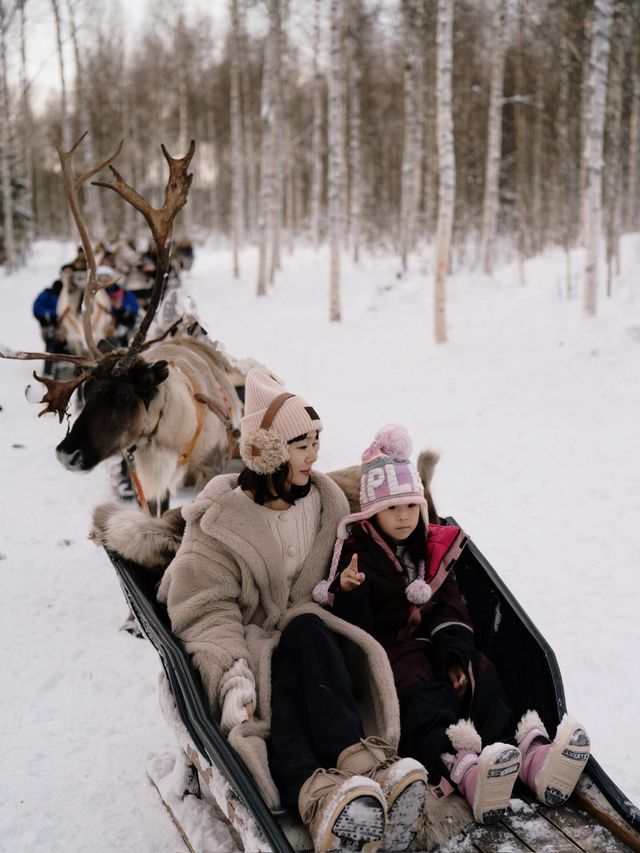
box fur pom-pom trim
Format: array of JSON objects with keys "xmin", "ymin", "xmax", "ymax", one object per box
[
  {"xmin": 406, "ymin": 578, "xmax": 432, "ymax": 605},
  {"xmin": 515, "ymin": 710, "xmax": 548, "ymax": 744},
  {"xmin": 312, "ymin": 580, "xmax": 331, "ymax": 605},
  {"xmin": 240, "ymin": 427, "xmax": 289, "ymax": 474},
  {"xmin": 372, "ymin": 423, "xmax": 412, "ymax": 461},
  {"xmin": 446, "ymin": 719, "xmax": 482, "ymax": 753}
]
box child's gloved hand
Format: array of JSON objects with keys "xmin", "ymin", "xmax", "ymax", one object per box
[
  {"xmin": 339, "ymin": 555, "xmax": 366, "ymax": 592},
  {"xmin": 447, "ymin": 661, "xmax": 468, "ymax": 699}
]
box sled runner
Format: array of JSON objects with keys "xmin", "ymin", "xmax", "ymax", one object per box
[{"xmin": 105, "ymin": 519, "xmax": 640, "ymax": 852}]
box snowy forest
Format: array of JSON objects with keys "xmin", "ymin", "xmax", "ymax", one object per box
[
  {"xmin": 1, "ymin": 1, "xmax": 640, "ymax": 852},
  {"xmin": 1, "ymin": 0, "xmax": 639, "ymax": 334}
]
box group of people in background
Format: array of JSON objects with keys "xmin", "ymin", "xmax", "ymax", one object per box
[{"xmin": 32, "ymin": 238, "xmax": 194, "ymax": 375}]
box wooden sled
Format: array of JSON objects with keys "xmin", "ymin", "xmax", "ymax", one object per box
[{"xmin": 106, "ymin": 518, "xmax": 640, "ymax": 852}]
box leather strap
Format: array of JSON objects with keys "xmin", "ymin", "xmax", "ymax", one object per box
[{"xmin": 251, "ymin": 392, "xmax": 295, "ymax": 458}]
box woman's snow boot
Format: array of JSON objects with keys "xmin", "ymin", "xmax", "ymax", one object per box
[
  {"xmin": 337, "ymin": 737, "xmax": 428, "ymax": 852},
  {"xmin": 298, "ymin": 767, "xmax": 387, "ymax": 852},
  {"xmin": 442, "ymin": 720, "xmax": 521, "ymax": 825},
  {"xmin": 515, "ymin": 711, "xmax": 590, "ymax": 807}
]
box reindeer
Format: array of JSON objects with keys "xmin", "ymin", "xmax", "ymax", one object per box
[
  {"xmin": 56, "ymin": 266, "xmax": 115, "ymax": 357},
  {"xmin": 1, "ymin": 134, "xmax": 243, "ymax": 514}
]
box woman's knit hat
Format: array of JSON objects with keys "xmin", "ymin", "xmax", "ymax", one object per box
[
  {"xmin": 313, "ymin": 424, "xmax": 432, "ymax": 607},
  {"xmin": 239, "ymin": 367, "xmax": 323, "ymax": 474}
]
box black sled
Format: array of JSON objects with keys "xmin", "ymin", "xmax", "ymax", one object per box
[{"xmin": 106, "ymin": 519, "xmax": 640, "ymax": 852}]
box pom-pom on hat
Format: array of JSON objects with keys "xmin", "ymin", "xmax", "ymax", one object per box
[
  {"xmin": 239, "ymin": 367, "xmax": 323, "ymax": 474},
  {"xmin": 313, "ymin": 424, "xmax": 431, "ymax": 607}
]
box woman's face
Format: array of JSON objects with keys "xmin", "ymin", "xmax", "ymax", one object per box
[
  {"xmin": 375, "ymin": 503, "xmax": 421, "ymax": 543},
  {"xmin": 286, "ymin": 432, "xmax": 320, "ymax": 487}
]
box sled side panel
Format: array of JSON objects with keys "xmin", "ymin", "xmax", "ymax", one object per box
[{"xmin": 107, "ymin": 550, "xmax": 295, "ymax": 853}]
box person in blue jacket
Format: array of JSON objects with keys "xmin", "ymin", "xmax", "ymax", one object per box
[{"xmin": 32, "ymin": 265, "xmax": 74, "ymax": 375}]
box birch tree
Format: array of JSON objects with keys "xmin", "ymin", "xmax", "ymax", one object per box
[
  {"xmin": 17, "ymin": 0, "xmax": 34, "ymax": 250},
  {"xmin": 239, "ymin": 0, "xmax": 258, "ymax": 236},
  {"xmin": 346, "ymin": 0, "xmax": 363, "ymax": 263},
  {"xmin": 65, "ymin": 0, "xmax": 105, "ymax": 237},
  {"xmin": 603, "ymin": 4, "xmax": 624, "ymax": 295},
  {"xmin": 230, "ymin": 0, "xmax": 244, "ymax": 276},
  {"xmin": 624, "ymin": 32, "xmax": 639, "ymax": 232},
  {"xmin": 399, "ymin": 0, "xmax": 424, "ymax": 272},
  {"xmin": 328, "ymin": 0, "xmax": 344, "ymax": 321},
  {"xmin": 310, "ymin": 0, "xmax": 324, "ymax": 249},
  {"xmin": 0, "ymin": 0, "xmax": 16, "ymax": 270},
  {"xmin": 479, "ymin": 0, "xmax": 506, "ymax": 275},
  {"xmin": 433, "ymin": 0, "xmax": 455, "ymax": 343},
  {"xmin": 557, "ymin": 3, "xmax": 573, "ymax": 297},
  {"xmin": 582, "ymin": 0, "xmax": 614, "ymax": 316},
  {"xmin": 514, "ymin": 0, "xmax": 529, "ymax": 284},
  {"xmin": 256, "ymin": 0, "xmax": 277, "ymax": 296},
  {"xmin": 50, "ymin": 0, "xmax": 70, "ymax": 148}
]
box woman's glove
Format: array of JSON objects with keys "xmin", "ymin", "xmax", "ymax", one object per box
[{"xmin": 219, "ymin": 659, "xmax": 257, "ymax": 734}]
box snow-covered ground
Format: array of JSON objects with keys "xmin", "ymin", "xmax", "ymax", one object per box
[{"xmin": 1, "ymin": 237, "xmax": 639, "ymax": 852}]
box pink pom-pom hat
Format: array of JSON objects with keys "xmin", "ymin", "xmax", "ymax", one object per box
[{"xmin": 313, "ymin": 424, "xmax": 432, "ymax": 606}]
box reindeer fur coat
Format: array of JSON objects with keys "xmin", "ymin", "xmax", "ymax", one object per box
[{"xmin": 148, "ymin": 470, "xmax": 401, "ymax": 809}]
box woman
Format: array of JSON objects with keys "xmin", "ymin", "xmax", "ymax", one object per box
[{"xmin": 155, "ymin": 368, "xmax": 428, "ymax": 853}]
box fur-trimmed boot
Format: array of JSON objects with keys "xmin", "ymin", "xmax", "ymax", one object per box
[
  {"xmin": 515, "ymin": 711, "xmax": 590, "ymax": 807},
  {"xmin": 442, "ymin": 720, "xmax": 521, "ymax": 825},
  {"xmin": 337, "ymin": 737, "xmax": 428, "ymax": 852},
  {"xmin": 298, "ymin": 767, "xmax": 387, "ymax": 853}
]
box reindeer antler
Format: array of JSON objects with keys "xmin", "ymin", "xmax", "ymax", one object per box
[
  {"xmin": 93, "ymin": 141, "xmax": 196, "ymax": 367},
  {"xmin": 56, "ymin": 133, "xmax": 124, "ymax": 359},
  {"xmin": 31, "ymin": 369, "xmax": 91, "ymax": 423}
]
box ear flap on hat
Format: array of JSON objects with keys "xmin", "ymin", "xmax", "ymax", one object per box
[{"xmin": 240, "ymin": 427, "xmax": 290, "ymax": 475}]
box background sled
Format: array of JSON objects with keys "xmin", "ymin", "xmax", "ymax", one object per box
[{"xmin": 105, "ymin": 518, "xmax": 640, "ymax": 852}]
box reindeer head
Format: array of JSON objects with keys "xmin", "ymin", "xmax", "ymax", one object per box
[{"xmin": 55, "ymin": 351, "xmax": 170, "ymax": 471}]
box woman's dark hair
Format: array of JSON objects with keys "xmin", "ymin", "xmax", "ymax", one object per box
[{"xmin": 237, "ymin": 432, "xmax": 317, "ymax": 506}]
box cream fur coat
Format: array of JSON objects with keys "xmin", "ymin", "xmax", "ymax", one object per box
[{"xmin": 156, "ymin": 471, "xmax": 401, "ymax": 809}]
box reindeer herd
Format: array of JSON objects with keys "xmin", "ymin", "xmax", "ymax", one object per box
[{"xmin": 1, "ymin": 134, "xmax": 246, "ymax": 515}]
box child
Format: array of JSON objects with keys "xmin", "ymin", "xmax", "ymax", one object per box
[{"xmin": 313, "ymin": 424, "xmax": 590, "ymax": 825}]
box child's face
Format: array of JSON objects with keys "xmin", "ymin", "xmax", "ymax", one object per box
[{"xmin": 375, "ymin": 503, "xmax": 421, "ymax": 543}]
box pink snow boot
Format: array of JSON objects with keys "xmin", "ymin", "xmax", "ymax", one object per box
[
  {"xmin": 442, "ymin": 720, "xmax": 521, "ymax": 825},
  {"xmin": 515, "ymin": 711, "xmax": 590, "ymax": 807}
]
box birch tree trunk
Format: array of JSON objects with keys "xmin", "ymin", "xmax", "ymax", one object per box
[
  {"xmin": 240, "ymin": 0, "xmax": 258, "ymax": 237},
  {"xmin": 268, "ymin": 0, "xmax": 283, "ymax": 282},
  {"xmin": 0, "ymin": 1, "xmax": 16, "ymax": 270},
  {"xmin": 65, "ymin": 0, "xmax": 105, "ymax": 238},
  {"xmin": 479, "ymin": 0, "xmax": 506, "ymax": 275},
  {"xmin": 531, "ymin": 70, "xmax": 544, "ymax": 254},
  {"xmin": 346, "ymin": 0, "xmax": 363, "ymax": 263},
  {"xmin": 230, "ymin": 0, "xmax": 244, "ymax": 277},
  {"xmin": 433, "ymin": 0, "xmax": 455, "ymax": 344},
  {"xmin": 557, "ymin": 7, "xmax": 573, "ymax": 297},
  {"xmin": 582, "ymin": 0, "xmax": 614, "ymax": 316},
  {"xmin": 514, "ymin": 0, "xmax": 529, "ymax": 284},
  {"xmin": 256, "ymin": 0, "xmax": 276, "ymax": 296},
  {"xmin": 176, "ymin": 15, "xmax": 191, "ymax": 236},
  {"xmin": 17, "ymin": 0, "xmax": 34, "ymax": 249},
  {"xmin": 50, "ymin": 0, "xmax": 70, "ymax": 149},
  {"xmin": 604, "ymin": 4, "xmax": 624, "ymax": 295},
  {"xmin": 310, "ymin": 0, "xmax": 324, "ymax": 249},
  {"xmin": 623, "ymin": 20, "xmax": 639, "ymax": 232},
  {"xmin": 399, "ymin": 0, "xmax": 424, "ymax": 271},
  {"xmin": 328, "ymin": 0, "xmax": 344, "ymax": 321}
]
